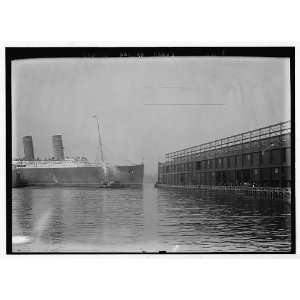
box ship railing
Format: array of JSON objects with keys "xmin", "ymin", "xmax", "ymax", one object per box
[{"xmin": 14, "ymin": 161, "xmax": 94, "ymax": 168}]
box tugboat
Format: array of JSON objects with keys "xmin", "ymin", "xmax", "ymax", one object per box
[
  {"xmin": 98, "ymin": 180, "xmax": 127, "ymax": 189},
  {"xmin": 93, "ymin": 115, "xmax": 128, "ymax": 189}
]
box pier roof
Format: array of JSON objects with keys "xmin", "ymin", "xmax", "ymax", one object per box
[{"xmin": 165, "ymin": 120, "xmax": 291, "ymax": 161}]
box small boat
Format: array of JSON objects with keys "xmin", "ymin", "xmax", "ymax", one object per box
[{"xmin": 98, "ymin": 180, "xmax": 127, "ymax": 189}]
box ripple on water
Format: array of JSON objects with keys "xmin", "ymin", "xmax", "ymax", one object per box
[{"xmin": 12, "ymin": 185, "xmax": 292, "ymax": 252}]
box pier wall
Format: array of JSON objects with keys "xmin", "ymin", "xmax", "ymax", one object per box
[{"xmin": 155, "ymin": 184, "xmax": 291, "ymax": 202}]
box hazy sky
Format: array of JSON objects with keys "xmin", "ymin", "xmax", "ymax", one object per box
[{"xmin": 12, "ymin": 57, "xmax": 290, "ymax": 175}]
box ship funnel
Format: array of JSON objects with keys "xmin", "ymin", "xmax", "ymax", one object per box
[
  {"xmin": 52, "ymin": 135, "xmax": 64, "ymax": 160},
  {"xmin": 23, "ymin": 136, "xmax": 35, "ymax": 161}
]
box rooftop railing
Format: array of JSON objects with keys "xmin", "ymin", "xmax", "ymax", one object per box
[{"xmin": 165, "ymin": 120, "xmax": 291, "ymax": 162}]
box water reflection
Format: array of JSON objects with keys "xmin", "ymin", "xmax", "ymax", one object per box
[
  {"xmin": 142, "ymin": 184, "xmax": 159, "ymax": 250},
  {"xmin": 12, "ymin": 184, "xmax": 291, "ymax": 252},
  {"xmin": 40, "ymin": 190, "xmax": 64, "ymax": 248},
  {"xmin": 157, "ymin": 189, "xmax": 291, "ymax": 252},
  {"xmin": 13, "ymin": 188, "xmax": 33, "ymax": 235}
]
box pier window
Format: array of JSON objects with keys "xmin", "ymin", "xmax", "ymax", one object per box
[
  {"xmin": 200, "ymin": 160, "xmax": 205, "ymax": 169},
  {"xmin": 261, "ymin": 168, "xmax": 272, "ymax": 181},
  {"xmin": 243, "ymin": 153, "xmax": 252, "ymax": 167},
  {"xmin": 286, "ymin": 148, "xmax": 291, "ymax": 164},
  {"xmin": 281, "ymin": 148, "xmax": 287, "ymax": 163},
  {"xmin": 261, "ymin": 151, "xmax": 271, "ymax": 165},
  {"xmin": 201, "ymin": 172, "xmax": 207, "ymax": 185},
  {"xmin": 218, "ymin": 158, "xmax": 223, "ymax": 169},
  {"xmin": 196, "ymin": 161, "xmax": 201, "ymax": 170},
  {"xmin": 242, "ymin": 154, "xmax": 246, "ymax": 167},
  {"xmin": 197, "ymin": 173, "xmax": 201, "ymax": 184},
  {"xmin": 253, "ymin": 168, "xmax": 260, "ymax": 183},
  {"xmin": 272, "ymin": 167, "xmax": 280, "ymax": 181},
  {"xmin": 270, "ymin": 149, "xmax": 280, "ymax": 165},
  {"xmin": 227, "ymin": 157, "xmax": 231, "ymax": 168},
  {"xmin": 252, "ymin": 152, "xmax": 260, "ymax": 166},
  {"xmin": 206, "ymin": 160, "xmax": 210, "ymax": 169},
  {"xmin": 222, "ymin": 157, "xmax": 227, "ymax": 169},
  {"xmin": 281, "ymin": 167, "xmax": 291, "ymax": 187},
  {"xmin": 236, "ymin": 155, "xmax": 243, "ymax": 168},
  {"xmin": 205, "ymin": 160, "xmax": 208, "ymax": 169},
  {"xmin": 229, "ymin": 156, "xmax": 235, "ymax": 168},
  {"xmin": 247, "ymin": 154, "xmax": 251, "ymax": 163},
  {"xmin": 215, "ymin": 159, "xmax": 219, "ymax": 169},
  {"xmin": 281, "ymin": 166, "xmax": 291, "ymax": 181}
]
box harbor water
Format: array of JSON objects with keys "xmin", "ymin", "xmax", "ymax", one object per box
[{"xmin": 12, "ymin": 183, "xmax": 292, "ymax": 253}]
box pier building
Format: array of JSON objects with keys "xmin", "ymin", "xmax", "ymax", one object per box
[{"xmin": 158, "ymin": 121, "xmax": 291, "ymax": 188}]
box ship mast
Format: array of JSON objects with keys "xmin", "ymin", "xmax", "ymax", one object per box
[{"xmin": 92, "ymin": 115, "xmax": 104, "ymax": 163}]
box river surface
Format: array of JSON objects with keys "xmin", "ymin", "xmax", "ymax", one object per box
[{"xmin": 12, "ymin": 184, "xmax": 292, "ymax": 253}]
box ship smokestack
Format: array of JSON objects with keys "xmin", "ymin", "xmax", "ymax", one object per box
[
  {"xmin": 23, "ymin": 136, "xmax": 35, "ymax": 161},
  {"xmin": 52, "ymin": 135, "xmax": 64, "ymax": 160}
]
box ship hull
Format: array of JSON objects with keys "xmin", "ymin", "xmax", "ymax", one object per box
[{"xmin": 12, "ymin": 164, "xmax": 144, "ymax": 188}]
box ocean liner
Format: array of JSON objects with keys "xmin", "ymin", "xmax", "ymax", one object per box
[{"xmin": 12, "ymin": 116, "xmax": 144, "ymax": 188}]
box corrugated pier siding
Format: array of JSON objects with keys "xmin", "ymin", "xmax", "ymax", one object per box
[{"xmin": 157, "ymin": 121, "xmax": 292, "ymax": 201}]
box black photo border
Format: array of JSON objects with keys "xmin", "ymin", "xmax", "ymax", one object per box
[{"xmin": 6, "ymin": 46, "xmax": 296, "ymax": 255}]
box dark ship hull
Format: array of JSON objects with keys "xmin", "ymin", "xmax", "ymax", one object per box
[{"xmin": 12, "ymin": 164, "xmax": 144, "ymax": 188}]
